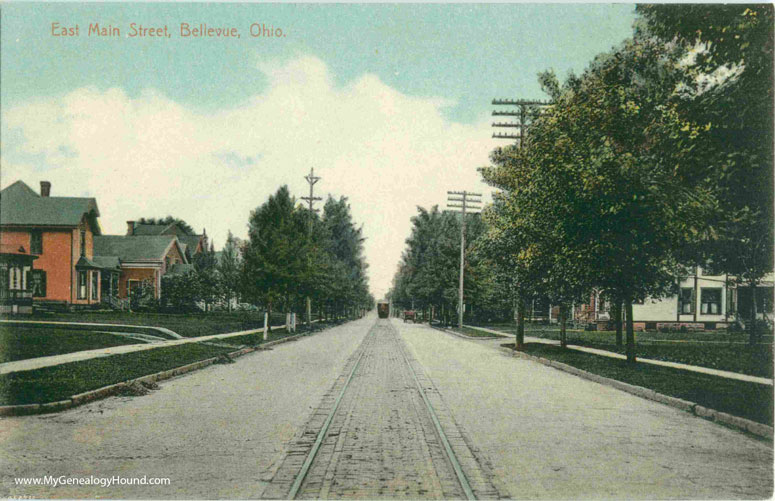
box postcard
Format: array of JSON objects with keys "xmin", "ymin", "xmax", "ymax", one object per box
[{"xmin": 1, "ymin": 3, "xmax": 772, "ymax": 499}]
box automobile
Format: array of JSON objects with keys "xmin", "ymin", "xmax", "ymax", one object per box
[{"xmin": 403, "ymin": 310, "xmax": 417, "ymax": 323}]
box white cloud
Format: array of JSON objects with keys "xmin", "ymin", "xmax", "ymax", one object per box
[{"xmin": 1, "ymin": 55, "xmax": 498, "ymax": 298}]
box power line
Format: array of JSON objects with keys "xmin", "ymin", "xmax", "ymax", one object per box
[
  {"xmin": 491, "ymin": 98, "xmax": 553, "ymax": 145},
  {"xmin": 446, "ymin": 190, "xmax": 482, "ymax": 329},
  {"xmin": 301, "ymin": 167, "xmax": 322, "ymax": 330}
]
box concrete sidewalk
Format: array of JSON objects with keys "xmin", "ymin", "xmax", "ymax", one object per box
[
  {"xmin": 0, "ymin": 324, "xmax": 289, "ymax": 375},
  {"xmin": 466, "ymin": 324, "xmax": 774, "ymax": 386}
]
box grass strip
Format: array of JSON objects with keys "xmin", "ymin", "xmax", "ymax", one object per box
[
  {"xmin": 514, "ymin": 343, "xmax": 773, "ymax": 426},
  {"xmin": 449, "ymin": 326, "xmax": 507, "ymax": 338},
  {"xmin": 0, "ymin": 326, "xmax": 139, "ymax": 363},
  {"xmin": 28, "ymin": 311, "xmax": 287, "ymax": 338},
  {"xmin": 0, "ymin": 342, "xmax": 232, "ymax": 406},
  {"xmin": 486, "ymin": 325, "xmax": 773, "ymax": 378}
]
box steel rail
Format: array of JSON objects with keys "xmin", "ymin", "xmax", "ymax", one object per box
[
  {"xmin": 395, "ymin": 327, "xmax": 477, "ymax": 500},
  {"xmin": 287, "ymin": 331, "xmax": 370, "ymax": 499}
]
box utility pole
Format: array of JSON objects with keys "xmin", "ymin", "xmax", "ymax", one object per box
[
  {"xmin": 491, "ymin": 98, "xmax": 552, "ymax": 146},
  {"xmin": 301, "ymin": 168, "xmax": 322, "ymax": 331},
  {"xmin": 447, "ymin": 191, "xmax": 482, "ymax": 329},
  {"xmin": 492, "ymin": 98, "xmax": 553, "ymax": 348}
]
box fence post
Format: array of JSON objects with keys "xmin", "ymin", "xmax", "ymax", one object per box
[
  {"xmin": 286, "ymin": 312, "xmax": 291, "ymax": 333},
  {"xmin": 263, "ymin": 312, "xmax": 268, "ymax": 341}
]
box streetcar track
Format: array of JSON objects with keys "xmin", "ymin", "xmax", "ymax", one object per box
[
  {"xmin": 395, "ymin": 329, "xmax": 477, "ymax": 500},
  {"xmin": 280, "ymin": 319, "xmax": 482, "ymax": 499},
  {"xmin": 287, "ymin": 339, "xmax": 369, "ymax": 499}
]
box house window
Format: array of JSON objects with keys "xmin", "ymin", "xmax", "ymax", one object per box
[
  {"xmin": 78, "ymin": 271, "xmax": 88, "ymax": 299},
  {"xmin": 80, "ymin": 230, "xmax": 86, "ymax": 257},
  {"xmin": 30, "ymin": 230, "xmax": 43, "ymax": 254},
  {"xmin": 678, "ymin": 288, "xmax": 694, "ymax": 314},
  {"xmin": 9, "ymin": 266, "xmax": 22, "ymax": 291},
  {"xmin": 31, "ymin": 270, "xmax": 46, "ymax": 297},
  {"xmin": 701, "ymin": 288, "xmax": 722, "ymax": 315},
  {"xmin": 91, "ymin": 271, "xmax": 99, "ymax": 300}
]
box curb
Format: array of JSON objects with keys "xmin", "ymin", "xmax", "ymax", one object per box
[
  {"xmin": 504, "ymin": 346, "xmax": 774, "ymax": 442},
  {"xmin": 0, "ymin": 331, "xmax": 310, "ymax": 418}
]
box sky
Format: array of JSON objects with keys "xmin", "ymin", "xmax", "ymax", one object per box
[{"xmin": 0, "ymin": 3, "xmax": 637, "ymax": 299}]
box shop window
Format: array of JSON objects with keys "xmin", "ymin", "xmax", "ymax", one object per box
[{"xmin": 701, "ymin": 288, "xmax": 722, "ymax": 315}]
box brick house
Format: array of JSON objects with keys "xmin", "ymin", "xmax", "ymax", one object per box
[
  {"xmin": 0, "ymin": 180, "xmax": 104, "ymax": 308},
  {"xmin": 93, "ymin": 234, "xmax": 188, "ymax": 305}
]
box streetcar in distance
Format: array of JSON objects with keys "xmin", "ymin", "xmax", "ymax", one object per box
[{"xmin": 377, "ymin": 301, "xmax": 390, "ymax": 318}]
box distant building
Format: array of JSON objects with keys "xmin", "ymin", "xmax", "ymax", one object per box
[
  {"xmin": 573, "ymin": 267, "xmax": 774, "ymax": 331},
  {"xmin": 125, "ymin": 220, "xmax": 208, "ymax": 261}
]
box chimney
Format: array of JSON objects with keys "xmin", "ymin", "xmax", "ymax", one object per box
[
  {"xmin": 126, "ymin": 221, "xmax": 135, "ymax": 235},
  {"xmin": 40, "ymin": 181, "xmax": 51, "ymax": 197}
]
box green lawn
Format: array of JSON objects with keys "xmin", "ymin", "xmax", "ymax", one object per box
[
  {"xmin": 0, "ymin": 318, "xmax": 349, "ymax": 406},
  {"xmin": 0, "ymin": 326, "xmax": 139, "ymax": 363},
  {"xmin": 514, "ymin": 343, "xmax": 773, "ymax": 426},
  {"xmin": 486, "ymin": 324, "xmax": 773, "ymax": 378},
  {"xmin": 28, "ymin": 311, "xmax": 287, "ymax": 337},
  {"xmin": 448, "ymin": 326, "xmax": 508, "ymax": 338},
  {"xmin": 0, "ymin": 342, "xmax": 232, "ymax": 405}
]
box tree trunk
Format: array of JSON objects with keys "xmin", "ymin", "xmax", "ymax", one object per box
[
  {"xmin": 267, "ymin": 302, "xmax": 273, "ymax": 333},
  {"xmin": 625, "ymin": 298, "xmax": 636, "ymax": 363},
  {"xmin": 614, "ymin": 301, "xmax": 623, "ymax": 347},
  {"xmin": 749, "ymin": 282, "xmax": 758, "ymax": 346},
  {"xmin": 515, "ymin": 296, "xmax": 525, "ymax": 351},
  {"xmin": 559, "ymin": 303, "xmax": 567, "ymax": 348}
]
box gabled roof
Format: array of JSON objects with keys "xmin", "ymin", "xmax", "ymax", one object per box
[
  {"xmin": 94, "ymin": 235, "xmax": 184, "ymax": 262},
  {"xmin": 179, "ymin": 234, "xmax": 205, "ymax": 254},
  {"xmin": 0, "ymin": 180, "xmax": 100, "ymax": 229}
]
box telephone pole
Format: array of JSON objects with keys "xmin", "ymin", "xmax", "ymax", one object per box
[
  {"xmin": 447, "ymin": 191, "xmax": 482, "ymax": 329},
  {"xmin": 491, "ymin": 98, "xmax": 552, "ymax": 146},
  {"xmin": 301, "ymin": 168, "xmax": 322, "ymax": 331}
]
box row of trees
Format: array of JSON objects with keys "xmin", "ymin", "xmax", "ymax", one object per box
[
  {"xmin": 478, "ymin": 5, "xmax": 773, "ymax": 360},
  {"xmin": 158, "ymin": 186, "xmax": 374, "ymax": 320},
  {"xmin": 390, "ymin": 5, "xmax": 773, "ymax": 361},
  {"xmin": 240, "ymin": 186, "xmax": 373, "ymax": 324},
  {"xmin": 389, "ymin": 206, "xmax": 513, "ymax": 325}
]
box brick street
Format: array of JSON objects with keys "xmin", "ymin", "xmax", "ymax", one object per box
[{"xmin": 1, "ymin": 315, "xmax": 772, "ymax": 499}]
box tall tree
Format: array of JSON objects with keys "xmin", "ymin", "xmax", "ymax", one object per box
[
  {"xmin": 637, "ymin": 4, "xmax": 775, "ymax": 343},
  {"xmin": 242, "ymin": 186, "xmax": 309, "ymax": 327},
  {"xmin": 137, "ymin": 216, "xmax": 197, "ymax": 235},
  {"xmin": 218, "ymin": 231, "xmax": 242, "ymax": 311}
]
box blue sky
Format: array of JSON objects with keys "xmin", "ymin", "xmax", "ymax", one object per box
[
  {"xmin": 2, "ymin": 3, "xmax": 635, "ymax": 121},
  {"xmin": 1, "ymin": 3, "xmax": 637, "ymax": 297}
]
